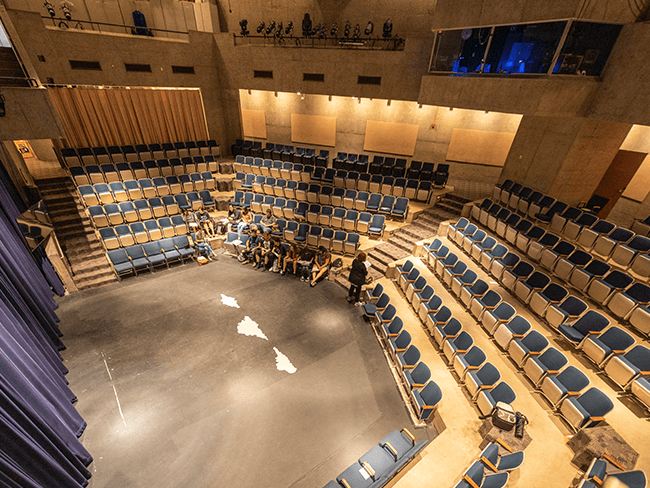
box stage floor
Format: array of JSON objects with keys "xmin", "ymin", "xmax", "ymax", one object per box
[{"xmin": 56, "ymin": 257, "xmax": 437, "ymax": 488}]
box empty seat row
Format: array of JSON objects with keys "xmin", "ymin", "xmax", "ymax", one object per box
[
  {"xmin": 98, "ymin": 216, "xmax": 189, "ymax": 249},
  {"xmin": 233, "ymin": 159, "xmax": 436, "ymax": 200},
  {"xmin": 487, "ymin": 181, "xmax": 650, "ymax": 275},
  {"xmin": 466, "ymin": 204, "xmax": 650, "ymax": 333},
  {"xmin": 234, "ymin": 169, "xmax": 431, "ymax": 204},
  {"xmin": 61, "ymin": 141, "xmax": 219, "ymax": 166},
  {"xmin": 18, "ymin": 222, "xmax": 45, "ymax": 247},
  {"xmin": 232, "ymin": 140, "xmax": 328, "ymax": 166},
  {"xmin": 87, "ymin": 192, "xmax": 213, "ymax": 227},
  {"xmin": 452, "ymin": 442, "xmax": 526, "ymax": 488},
  {"xmin": 394, "ymin": 260, "xmax": 517, "ymax": 420},
  {"xmin": 70, "ymin": 157, "xmax": 218, "ymax": 186},
  {"xmin": 362, "ymin": 288, "xmax": 443, "ymax": 421},
  {"xmin": 434, "ymin": 232, "xmax": 647, "ymax": 415},
  {"xmin": 578, "ymin": 457, "xmax": 647, "ymax": 488},
  {"xmin": 78, "ymin": 175, "xmax": 216, "ymax": 205},
  {"xmin": 426, "ymin": 242, "xmax": 619, "ymax": 430},
  {"xmin": 224, "ymin": 223, "xmax": 361, "ymax": 255},
  {"xmin": 232, "ymin": 190, "xmax": 398, "ymax": 230},
  {"xmin": 107, "ymin": 236, "xmax": 195, "ymax": 277},
  {"xmin": 321, "ymin": 428, "xmax": 429, "ymax": 488}
]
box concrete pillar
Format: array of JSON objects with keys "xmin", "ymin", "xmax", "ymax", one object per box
[{"xmin": 500, "ymin": 115, "xmax": 631, "ymax": 206}]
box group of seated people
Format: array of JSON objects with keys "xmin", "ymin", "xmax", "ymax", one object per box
[{"xmin": 235, "ymin": 228, "xmax": 332, "ymax": 286}]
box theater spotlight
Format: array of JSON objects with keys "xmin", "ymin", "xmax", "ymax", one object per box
[
  {"xmin": 256, "ymin": 21, "xmax": 265, "ymax": 34},
  {"xmin": 44, "ymin": 0, "xmax": 56, "ymax": 18},
  {"xmin": 343, "ymin": 20, "xmax": 351, "ymax": 38},
  {"xmin": 276, "ymin": 22, "xmax": 284, "ymax": 38},
  {"xmin": 265, "ymin": 20, "xmax": 276, "ymax": 36},
  {"xmin": 285, "ymin": 21, "xmax": 294, "ymax": 36},
  {"xmin": 330, "ymin": 23, "xmax": 338, "ymax": 37},
  {"xmin": 61, "ymin": 1, "xmax": 72, "ymax": 21},
  {"xmin": 364, "ymin": 21, "xmax": 374, "ymax": 36},
  {"xmin": 353, "ymin": 23, "xmax": 360, "ymax": 40},
  {"xmin": 239, "ymin": 19, "xmax": 249, "ymax": 36},
  {"xmin": 302, "ymin": 13, "xmax": 312, "ymax": 37},
  {"xmin": 383, "ymin": 18, "xmax": 393, "ymax": 38}
]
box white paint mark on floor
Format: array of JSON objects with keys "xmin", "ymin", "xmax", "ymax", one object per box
[
  {"xmin": 101, "ymin": 351, "xmax": 127, "ymax": 426},
  {"xmin": 273, "ymin": 347, "xmax": 297, "ymax": 374},
  {"xmin": 237, "ymin": 316, "xmax": 268, "ymax": 340},
  {"xmin": 221, "ymin": 294, "xmax": 240, "ymax": 308}
]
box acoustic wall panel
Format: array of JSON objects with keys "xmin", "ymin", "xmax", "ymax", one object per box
[
  {"xmin": 363, "ymin": 120, "xmax": 419, "ymax": 156},
  {"xmin": 291, "ymin": 113, "xmax": 337, "ymax": 147},
  {"xmin": 241, "ymin": 109, "xmax": 267, "ymax": 139},
  {"xmin": 446, "ymin": 129, "xmax": 516, "ymax": 166}
]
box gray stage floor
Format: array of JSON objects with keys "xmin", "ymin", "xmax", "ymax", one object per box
[{"xmin": 56, "ymin": 256, "xmax": 437, "ymax": 488}]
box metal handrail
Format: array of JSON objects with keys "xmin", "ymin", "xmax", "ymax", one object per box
[
  {"xmin": 41, "ymin": 16, "xmax": 189, "ymax": 40},
  {"xmin": 233, "ymin": 34, "xmax": 406, "ymax": 50}
]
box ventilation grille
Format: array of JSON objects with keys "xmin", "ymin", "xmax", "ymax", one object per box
[
  {"xmin": 358, "ymin": 75, "xmax": 381, "ymax": 85},
  {"xmin": 253, "ymin": 70, "xmax": 273, "ymax": 79},
  {"xmin": 69, "ymin": 60, "xmax": 101, "ymax": 71},
  {"xmin": 125, "ymin": 63, "xmax": 152, "ymax": 73},
  {"xmin": 303, "ymin": 73, "xmax": 325, "ymax": 82},
  {"xmin": 172, "ymin": 65, "xmax": 195, "ymax": 74}
]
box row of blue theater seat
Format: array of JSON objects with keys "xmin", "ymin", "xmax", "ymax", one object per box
[
  {"xmin": 61, "ymin": 141, "xmax": 219, "ymax": 167},
  {"xmin": 232, "ymin": 140, "xmax": 327, "ymax": 165},
  {"xmin": 107, "ymin": 236, "xmax": 195, "ymax": 278},
  {"xmin": 98, "ymin": 216, "xmax": 189, "ymax": 249},
  {"xmin": 233, "ymin": 189, "xmax": 401, "ymax": 226},
  {"xmin": 223, "ymin": 222, "xmax": 361, "ymax": 255},
  {"xmin": 238, "ymin": 194, "xmax": 386, "ymax": 236},
  {"xmin": 362, "ymin": 283, "xmax": 442, "ymax": 421},
  {"xmin": 451, "ymin": 441, "xmax": 526, "ymax": 488},
  {"xmin": 78, "ymin": 175, "xmax": 216, "ymax": 206},
  {"xmin": 489, "ymin": 180, "xmax": 650, "ymax": 276},
  {"xmin": 440, "ymin": 221, "xmax": 649, "ymax": 418},
  {"xmin": 69, "ymin": 157, "xmax": 218, "ymax": 186},
  {"xmin": 321, "ymin": 428, "xmax": 428, "ymax": 488},
  {"xmin": 578, "ymin": 456, "xmax": 647, "ymax": 488},
  {"xmin": 87, "ymin": 192, "xmax": 213, "ymax": 227},
  {"xmin": 236, "ymin": 176, "xmax": 416, "ymax": 213},
  {"xmin": 394, "ymin": 259, "xmax": 516, "ymax": 420},
  {"xmin": 423, "ymin": 239, "xmax": 618, "ymax": 430},
  {"xmin": 235, "ymin": 170, "xmax": 428, "ymax": 205},
  {"xmin": 232, "ymin": 142, "xmax": 451, "ymax": 183},
  {"xmin": 18, "ymin": 222, "xmax": 45, "ymax": 247},
  {"xmin": 469, "ymin": 197, "xmax": 650, "ymax": 334},
  {"xmin": 233, "ymin": 158, "xmax": 436, "ymax": 199}
]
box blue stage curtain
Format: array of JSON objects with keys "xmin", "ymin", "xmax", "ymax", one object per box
[{"xmin": 0, "ymin": 166, "xmax": 92, "ymax": 486}]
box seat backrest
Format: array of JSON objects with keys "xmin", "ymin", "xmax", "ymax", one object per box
[
  {"xmin": 539, "ymin": 347, "xmax": 568, "ymax": 371},
  {"xmin": 556, "ymin": 365, "xmax": 590, "ymax": 392},
  {"xmin": 420, "ymin": 380, "xmax": 442, "ymax": 406},
  {"xmin": 477, "ymin": 362, "xmax": 501, "ymax": 385}
]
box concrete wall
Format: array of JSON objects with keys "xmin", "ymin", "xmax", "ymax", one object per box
[
  {"xmin": 0, "ymin": 87, "xmax": 64, "ymax": 141},
  {"xmin": 5, "ymin": 0, "xmax": 219, "ymax": 37},
  {"xmin": 431, "ymin": 0, "xmax": 635, "ymax": 29},
  {"xmin": 7, "ymin": 9, "xmax": 232, "ymax": 150},
  {"xmin": 500, "ymin": 114, "xmax": 632, "ymax": 206},
  {"xmin": 418, "ymin": 76, "xmax": 601, "ymax": 117},
  {"xmin": 240, "ymin": 89, "xmax": 521, "ymax": 182},
  {"xmin": 214, "ymin": 0, "xmax": 436, "ymax": 37},
  {"xmin": 588, "ymin": 23, "xmax": 650, "ymax": 127}
]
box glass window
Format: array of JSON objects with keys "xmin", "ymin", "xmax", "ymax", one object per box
[
  {"xmin": 553, "ymin": 22, "xmax": 622, "ymax": 76},
  {"xmin": 430, "ymin": 28, "xmax": 491, "ymax": 73},
  {"xmin": 483, "ymin": 21, "xmax": 566, "ymax": 74}
]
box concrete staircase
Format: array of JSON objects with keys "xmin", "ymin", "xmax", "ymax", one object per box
[
  {"xmin": 434, "ymin": 193, "xmax": 469, "ymax": 215},
  {"xmin": 335, "ymin": 206, "xmax": 460, "ymax": 289},
  {"xmin": 36, "ymin": 177, "xmax": 117, "ymax": 291}
]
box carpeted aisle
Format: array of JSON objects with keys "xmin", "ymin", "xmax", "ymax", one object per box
[{"xmin": 56, "ymin": 257, "xmax": 437, "ymax": 488}]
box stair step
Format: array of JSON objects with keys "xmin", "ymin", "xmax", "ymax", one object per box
[
  {"xmin": 367, "ymin": 255, "xmax": 388, "ymax": 275},
  {"xmin": 445, "ymin": 193, "xmax": 471, "ymax": 204},
  {"xmin": 76, "ymin": 274, "xmax": 117, "ymax": 291},
  {"xmin": 388, "ymin": 236, "xmax": 413, "ymax": 253},
  {"xmin": 67, "ymin": 249, "xmax": 105, "ymax": 263},
  {"xmin": 440, "ymin": 199, "xmax": 464, "ymax": 210}
]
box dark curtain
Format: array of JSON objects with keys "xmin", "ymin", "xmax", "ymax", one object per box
[{"xmin": 0, "ymin": 167, "xmax": 92, "ymax": 486}]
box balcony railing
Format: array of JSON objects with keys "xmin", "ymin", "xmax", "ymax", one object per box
[
  {"xmin": 41, "ymin": 16, "xmax": 190, "ymax": 42},
  {"xmin": 233, "ymin": 34, "xmax": 405, "ymax": 51}
]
